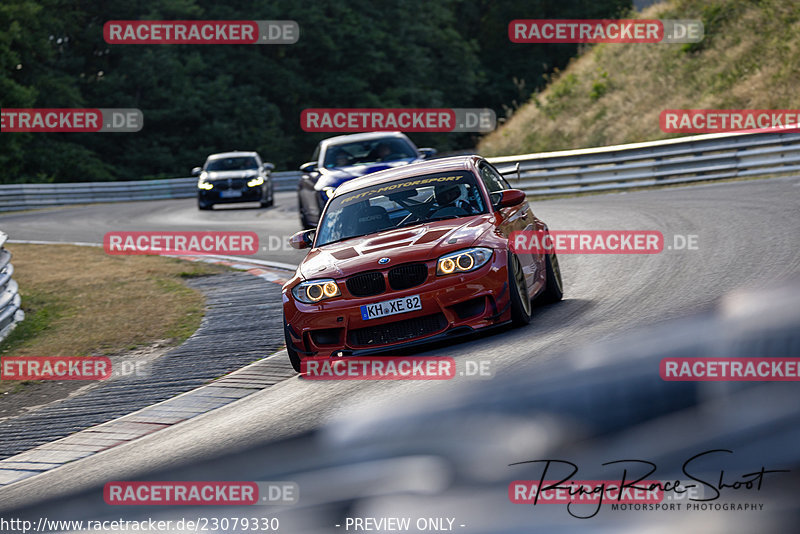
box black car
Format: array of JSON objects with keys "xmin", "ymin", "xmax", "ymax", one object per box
[
  {"xmin": 193, "ymin": 151, "xmax": 275, "ymax": 210},
  {"xmin": 297, "ymin": 132, "xmax": 436, "ymax": 229}
]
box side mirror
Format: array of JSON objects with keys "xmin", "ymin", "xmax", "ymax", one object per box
[
  {"xmin": 495, "ymin": 189, "xmax": 526, "ymax": 209},
  {"xmin": 290, "ymin": 229, "xmax": 315, "ymax": 250},
  {"xmin": 191, "ymin": 167, "xmax": 202, "ymax": 177},
  {"xmin": 418, "ymin": 148, "xmax": 437, "ymax": 159},
  {"xmin": 262, "ymin": 162, "xmax": 275, "ymax": 172},
  {"xmin": 299, "ymin": 161, "xmax": 318, "ymax": 173}
]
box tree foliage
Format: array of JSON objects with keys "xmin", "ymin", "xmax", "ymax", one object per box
[{"xmin": 0, "ymin": 0, "xmax": 629, "ymax": 182}]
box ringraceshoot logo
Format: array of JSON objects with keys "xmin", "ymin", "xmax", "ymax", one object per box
[
  {"xmin": 104, "ymin": 20, "xmax": 299, "ymax": 44},
  {"xmin": 104, "ymin": 231, "xmax": 259, "ymax": 255},
  {"xmin": 0, "ymin": 108, "xmax": 142, "ymax": 132},
  {"xmin": 509, "ymin": 452, "xmax": 786, "ymax": 518},
  {"xmin": 301, "ymin": 108, "xmax": 496, "ymax": 133}
]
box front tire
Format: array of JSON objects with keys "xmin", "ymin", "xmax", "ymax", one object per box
[
  {"xmin": 198, "ymin": 197, "xmax": 213, "ymax": 210},
  {"xmin": 260, "ymin": 184, "xmax": 274, "ymax": 208},
  {"xmin": 508, "ymin": 252, "xmax": 532, "ymax": 326}
]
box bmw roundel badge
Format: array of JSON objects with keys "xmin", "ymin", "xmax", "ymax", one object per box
[{"xmin": 378, "ymin": 257, "xmax": 391, "ymax": 265}]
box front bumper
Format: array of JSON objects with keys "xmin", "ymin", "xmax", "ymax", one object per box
[
  {"xmin": 283, "ymin": 252, "xmax": 512, "ymax": 359},
  {"xmin": 198, "ymin": 185, "xmax": 264, "ymax": 204}
]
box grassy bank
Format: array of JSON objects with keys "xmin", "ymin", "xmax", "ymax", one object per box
[
  {"xmin": 0, "ymin": 244, "xmax": 227, "ymax": 395},
  {"xmin": 479, "ymin": 0, "xmax": 800, "ymax": 156}
]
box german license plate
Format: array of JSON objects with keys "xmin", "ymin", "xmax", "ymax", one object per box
[
  {"xmin": 220, "ymin": 190, "xmax": 242, "ymax": 198},
  {"xmin": 360, "ymin": 295, "xmax": 421, "ymax": 320}
]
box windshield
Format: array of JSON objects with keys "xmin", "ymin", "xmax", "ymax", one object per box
[
  {"xmin": 205, "ymin": 156, "xmax": 258, "ymax": 171},
  {"xmin": 315, "ymin": 171, "xmax": 487, "ymax": 246},
  {"xmin": 322, "ymin": 137, "xmax": 417, "ymax": 168}
]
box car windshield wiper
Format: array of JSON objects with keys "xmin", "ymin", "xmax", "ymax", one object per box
[
  {"xmin": 393, "ymin": 218, "xmax": 426, "ymax": 230},
  {"xmin": 317, "ymin": 228, "xmax": 386, "ymax": 247},
  {"xmin": 319, "ymin": 215, "xmax": 468, "ymax": 246}
]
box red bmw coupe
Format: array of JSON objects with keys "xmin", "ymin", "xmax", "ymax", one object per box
[{"xmin": 282, "ymin": 155, "xmax": 563, "ymax": 372}]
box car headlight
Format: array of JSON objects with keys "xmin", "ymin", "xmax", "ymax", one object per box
[
  {"xmin": 436, "ymin": 247, "xmax": 493, "ymax": 275},
  {"xmin": 198, "ymin": 180, "xmax": 213, "ymax": 190},
  {"xmin": 322, "ymin": 187, "xmax": 336, "ymax": 199},
  {"xmin": 292, "ymin": 279, "xmax": 341, "ymax": 304},
  {"xmin": 247, "ymin": 176, "xmax": 265, "ymax": 187}
]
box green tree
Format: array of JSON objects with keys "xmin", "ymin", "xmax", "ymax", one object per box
[{"xmin": 0, "ymin": 0, "xmax": 631, "ymax": 183}]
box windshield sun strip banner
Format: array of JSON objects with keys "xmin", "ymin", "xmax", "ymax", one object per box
[{"xmin": 338, "ymin": 173, "xmax": 470, "ymax": 206}]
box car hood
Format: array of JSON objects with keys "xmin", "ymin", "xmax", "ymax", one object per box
[
  {"xmin": 300, "ymin": 215, "xmax": 494, "ymax": 280},
  {"xmin": 315, "ymin": 159, "xmax": 418, "ymax": 190},
  {"xmin": 204, "ymin": 169, "xmax": 259, "ymax": 181}
]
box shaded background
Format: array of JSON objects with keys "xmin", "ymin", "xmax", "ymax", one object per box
[{"xmin": 0, "ymin": 0, "xmax": 630, "ymax": 182}]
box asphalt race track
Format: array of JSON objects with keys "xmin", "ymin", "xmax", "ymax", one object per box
[{"xmin": 0, "ymin": 175, "xmax": 799, "ymax": 511}]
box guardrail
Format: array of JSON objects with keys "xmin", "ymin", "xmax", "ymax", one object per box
[
  {"xmin": 488, "ymin": 128, "xmax": 800, "ymax": 195},
  {"xmin": 0, "ymin": 171, "xmax": 302, "ymax": 212},
  {"xmin": 1, "ymin": 129, "xmax": 799, "ymax": 211},
  {"xmin": 0, "ymin": 231, "xmax": 24, "ymax": 343}
]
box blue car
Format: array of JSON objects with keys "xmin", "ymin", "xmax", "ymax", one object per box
[{"xmin": 297, "ymin": 131, "xmax": 436, "ymax": 229}]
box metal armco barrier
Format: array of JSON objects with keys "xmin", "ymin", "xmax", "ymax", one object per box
[
  {"xmin": 0, "ymin": 172, "xmax": 302, "ymax": 212},
  {"xmin": 0, "ymin": 231, "xmax": 24, "ymax": 342},
  {"xmin": 1, "ymin": 129, "xmax": 799, "ymax": 211},
  {"xmin": 488, "ymin": 128, "xmax": 800, "ymax": 195}
]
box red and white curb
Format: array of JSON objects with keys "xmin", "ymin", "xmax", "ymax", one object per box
[{"xmin": 0, "ymin": 354, "xmax": 296, "ymax": 486}]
